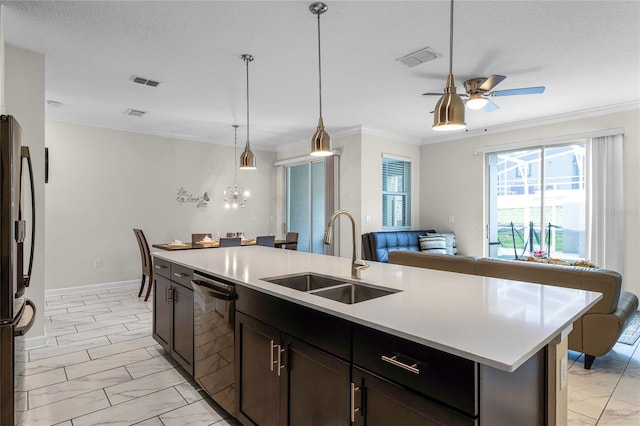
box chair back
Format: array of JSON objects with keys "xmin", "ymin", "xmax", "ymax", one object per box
[
  {"xmin": 192, "ymin": 233, "xmax": 212, "ymax": 243},
  {"xmin": 219, "ymin": 237, "xmax": 241, "ymax": 247},
  {"xmin": 284, "ymin": 232, "xmax": 299, "ymax": 250},
  {"xmin": 256, "ymin": 235, "xmax": 276, "ymax": 247},
  {"xmin": 133, "ymin": 229, "xmax": 152, "ymax": 276}
]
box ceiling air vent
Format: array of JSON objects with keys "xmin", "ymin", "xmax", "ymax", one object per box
[
  {"xmin": 396, "ymin": 47, "xmax": 440, "ymax": 68},
  {"xmin": 130, "ymin": 75, "xmax": 161, "ymax": 87},
  {"xmin": 124, "ymin": 108, "xmax": 147, "ymax": 117}
]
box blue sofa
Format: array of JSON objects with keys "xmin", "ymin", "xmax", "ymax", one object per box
[{"xmin": 361, "ymin": 230, "xmax": 435, "ymax": 263}]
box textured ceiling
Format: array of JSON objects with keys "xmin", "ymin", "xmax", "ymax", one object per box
[{"xmin": 3, "ymin": 1, "xmax": 639, "ymax": 151}]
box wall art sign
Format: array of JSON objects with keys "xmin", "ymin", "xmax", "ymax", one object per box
[{"xmin": 176, "ymin": 187, "xmax": 209, "ymax": 208}]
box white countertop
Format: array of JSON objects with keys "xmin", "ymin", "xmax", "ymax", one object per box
[{"xmin": 153, "ymin": 246, "xmax": 602, "ymax": 372}]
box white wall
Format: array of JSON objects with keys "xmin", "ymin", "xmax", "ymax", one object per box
[
  {"xmin": 359, "ymin": 132, "xmax": 421, "ymax": 234},
  {"xmin": 45, "ymin": 121, "xmax": 277, "ymax": 290},
  {"xmin": 420, "ymin": 108, "xmax": 640, "ymax": 297},
  {"xmin": 5, "ymin": 46, "xmax": 46, "ymax": 339}
]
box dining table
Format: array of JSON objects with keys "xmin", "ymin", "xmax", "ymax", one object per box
[{"xmin": 152, "ymin": 239, "xmax": 287, "ymax": 251}]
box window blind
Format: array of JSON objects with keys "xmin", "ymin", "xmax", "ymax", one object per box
[{"xmin": 382, "ymin": 157, "xmax": 411, "ymax": 228}]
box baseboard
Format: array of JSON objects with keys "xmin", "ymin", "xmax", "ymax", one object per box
[
  {"xmin": 45, "ymin": 279, "xmax": 139, "ymax": 297},
  {"xmin": 23, "ymin": 334, "xmax": 49, "ymax": 350}
]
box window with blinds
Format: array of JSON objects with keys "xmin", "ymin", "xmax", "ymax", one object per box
[{"xmin": 382, "ymin": 156, "xmax": 411, "ymax": 229}]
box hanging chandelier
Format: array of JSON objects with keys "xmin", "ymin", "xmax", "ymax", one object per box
[
  {"xmin": 309, "ymin": 2, "xmax": 333, "ymax": 157},
  {"xmin": 224, "ymin": 125, "xmax": 249, "ymax": 208}
]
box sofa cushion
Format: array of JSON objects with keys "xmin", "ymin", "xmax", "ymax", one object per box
[
  {"xmin": 419, "ymin": 235, "xmax": 447, "ymax": 254},
  {"xmin": 474, "ymin": 258, "xmax": 621, "ymax": 315},
  {"xmin": 389, "ymin": 251, "xmax": 477, "ymax": 274},
  {"xmin": 368, "ymin": 230, "xmax": 435, "ymax": 263},
  {"xmin": 427, "ymin": 232, "xmax": 457, "ymax": 255}
]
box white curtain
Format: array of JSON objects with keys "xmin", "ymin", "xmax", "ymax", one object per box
[{"xmin": 586, "ymin": 134, "xmax": 624, "ymax": 272}]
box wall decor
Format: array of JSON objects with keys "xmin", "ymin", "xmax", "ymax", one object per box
[{"xmin": 176, "ymin": 187, "xmax": 209, "ymax": 208}]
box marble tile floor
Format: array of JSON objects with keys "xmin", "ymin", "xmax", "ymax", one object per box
[{"xmin": 17, "ymin": 284, "xmax": 640, "ymax": 425}]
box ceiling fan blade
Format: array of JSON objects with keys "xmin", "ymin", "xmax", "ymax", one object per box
[
  {"xmin": 478, "ymin": 74, "xmax": 506, "ymax": 92},
  {"xmin": 484, "ymin": 98, "xmax": 499, "ymax": 112},
  {"xmin": 491, "ymin": 86, "xmax": 545, "ymax": 97},
  {"xmin": 422, "ymin": 92, "xmax": 443, "ymax": 96}
]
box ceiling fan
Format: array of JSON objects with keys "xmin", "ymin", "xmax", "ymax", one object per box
[{"xmin": 424, "ymin": 74, "xmax": 545, "ymax": 112}]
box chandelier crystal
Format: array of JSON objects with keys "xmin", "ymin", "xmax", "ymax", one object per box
[{"xmin": 224, "ymin": 125, "xmax": 249, "ymax": 208}]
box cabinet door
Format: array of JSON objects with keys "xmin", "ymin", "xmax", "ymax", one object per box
[
  {"xmin": 352, "ymin": 367, "xmax": 476, "ymax": 426},
  {"xmin": 236, "ymin": 312, "xmax": 280, "ymax": 426},
  {"xmin": 153, "ymin": 275, "xmax": 171, "ymax": 352},
  {"xmin": 172, "ymin": 283, "xmax": 194, "ymax": 375},
  {"xmin": 283, "ymin": 334, "xmax": 350, "ymax": 426}
]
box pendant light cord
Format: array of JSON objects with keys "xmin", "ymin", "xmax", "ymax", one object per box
[
  {"xmin": 316, "ymin": 12, "xmax": 323, "ymax": 119},
  {"xmin": 245, "ymin": 57, "xmax": 251, "ymax": 148},
  {"xmin": 233, "ymin": 125, "xmax": 238, "ymax": 183},
  {"xmin": 448, "ymin": 0, "xmax": 454, "ymax": 75}
]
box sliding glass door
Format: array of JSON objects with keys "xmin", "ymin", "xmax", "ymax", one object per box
[
  {"xmin": 487, "ymin": 143, "xmax": 586, "ymax": 260},
  {"xmin": 286, "ymin": 160, "xmax": 332, "ymax": 253}
]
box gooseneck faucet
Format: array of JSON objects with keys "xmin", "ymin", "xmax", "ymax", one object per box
[{"xmin": 323, "ymin": 210, "xmax": 369, "ymax": 279}]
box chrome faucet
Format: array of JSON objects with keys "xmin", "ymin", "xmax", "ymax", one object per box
[{"xmin": 323, "ymin": 210, "xmax": 369, "ymax": 279}]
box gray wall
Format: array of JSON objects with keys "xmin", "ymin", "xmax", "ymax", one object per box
[{"xmin": 45, "ymin": 121, "xmax": 277, "ymax": 290}]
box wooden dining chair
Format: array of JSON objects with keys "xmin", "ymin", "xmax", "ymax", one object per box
[
  {"xmin": 133, "ymin": 228, "xmax": 153, "ymax": 301},
  {"xmin": 280, "ymin": 232, "xmax": 299, "ymax": 250},
  {"xmin": 256, "ymin": 235, "xmax": 276, "ymax": 247},
  {"xmin": 219, "ymin": 237, "xmax": 242, "ymax": 247}
]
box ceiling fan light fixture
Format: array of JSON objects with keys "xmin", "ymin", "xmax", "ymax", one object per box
[{"xmin": 466, "ymin": 93, "xmax": 489, "ymax": 110}]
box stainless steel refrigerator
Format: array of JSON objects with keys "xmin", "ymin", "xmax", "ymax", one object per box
[{"xmin": 0, "ymin": 115, "xmax": 36, "ymax": 425}]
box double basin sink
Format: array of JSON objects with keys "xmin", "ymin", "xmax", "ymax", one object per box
[{"xmin": 261, "ymin": 273, "xmax": 400, "ymax": 304}]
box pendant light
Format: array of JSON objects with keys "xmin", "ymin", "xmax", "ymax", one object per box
[
  {"xmin": 309, "ymin": 2, "xmax": 333, "ymax": 157},
  {"xmin": 224, "ymin": 125, "xmax": 249, "ymax": 209},
  {"xmin": 239, "ymin": 54, "xmax": 257, "ymax": 169},
  {"xmin": 432, "ymin": 0, "xmax": 466, "ymax": 131}
]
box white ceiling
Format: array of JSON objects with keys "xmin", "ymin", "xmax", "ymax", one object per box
[{"xmin": 3, "ymin": 1, "xmax": 639, "ymax": 151}]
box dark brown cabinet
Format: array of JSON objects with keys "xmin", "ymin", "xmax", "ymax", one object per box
[
  {"xmin": 352, "ymin": 367, "xmax": 475, "ymax": 426},
  {"xmin": 152, "ymin": 258, "xmax": 194, "ymax": 376},
  {"xmin": 235, "ymin": 286, "xmax": 351, "ymax": 426}
]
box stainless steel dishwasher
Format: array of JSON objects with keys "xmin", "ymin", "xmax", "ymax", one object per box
[{"xmin": 191, "ymin": 273, "xmax": 236, "ymax": 416}]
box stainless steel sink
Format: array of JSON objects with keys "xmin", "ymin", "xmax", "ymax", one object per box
[
  {"xmin": 262, "ymin": 273, "xmax": 349, "ymax": 292},
  {"xmin": 311, "ymin": 283, "xmax": 400, "ymax": 304},
  {"xmin": 261, "ymin": 272, "xmax": 400, "ymax": 304}
]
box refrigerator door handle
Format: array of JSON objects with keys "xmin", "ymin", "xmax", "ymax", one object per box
[
  {"xmin": 20, "ymin": 146, "xmax": 35, "ymax": 288},
  {"xmin": 15, "ymin": 299, "xmax": 36, "ymax": 336}
]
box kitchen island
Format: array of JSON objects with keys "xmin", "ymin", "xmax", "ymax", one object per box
[{"xmin": 153, "ymin": 246, "xmax": 602, "ymax": 426}]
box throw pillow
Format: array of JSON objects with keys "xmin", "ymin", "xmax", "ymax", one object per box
[
  {"xmin": 419, "ymin": 235, "xmax": 447, "ymax": 254},
  {"xmin": 427, "ymin": 232, "xmax": 457, "ymax": 255}
]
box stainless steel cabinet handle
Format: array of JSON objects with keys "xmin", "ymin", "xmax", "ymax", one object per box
[
  {"xmin": 165, "ymin": 287, "xmax": 169, "ymax": 303},
  {"xmin": 173, "ymin": 272, "xmax": 189, "ymax": 278},
  {"xmin": 350, "ymin": 383, "xmax": 361, "ymax": 422},
  {"xmin": 270, "ymin": 340, "xmax": 276, "ymax": 372},
  {"xmin": 277, "ymin": 346, "xmax": 286, "ymax": 377},
  {"xmin": 167, "ymin": 287, "xmax": 174, "ymax": 303},
  {"xmin": 381, "ymin": 355, "xmax": 420, "ymax": 375},
  {"xmin": 154, "ymin": 264, "xmax": 168, "ymax": 270}
]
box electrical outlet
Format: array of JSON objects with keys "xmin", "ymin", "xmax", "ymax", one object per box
[
  {"xmin": 93, "ymin": 258, "xmax": 102, "ymax": 268},
  {"xmin": 448, "ymin": 215, "xmax": 455, "ymax": 223}
]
